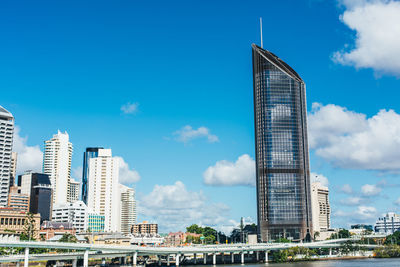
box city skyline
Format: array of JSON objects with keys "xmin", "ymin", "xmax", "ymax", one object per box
[{"xmin": 2, "ymin": 0, "xmax": 400, "ymax": 233}]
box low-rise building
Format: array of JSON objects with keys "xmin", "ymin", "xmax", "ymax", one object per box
[
  {"xmin": 0, "ymin": 208, "xmax": 40, "ymax": 239},
  {"xmin": 375, "ymin": 212, "xmax": 400, "ymax": 234},
  {"xmin": 7, "ymin": 186, "xmax": 29, "ymax": 212},
  {"xmin": 130, "ymin": 233, "xmax": 164, "ymax": 246},
  {"xmin": 39, "ymin": 221, "xmax": 76, "ymax": 240},
  {"xmin": 164, "ymin": 232, "xmax": 202, "ymax": 246},
  {"xmin": 52, "ymin": 201, "xmax": 88, "ymax": 233},
  {"xmin": 131, "ymin": 221, "xmax": 158, "ymax": 235},
  {"xmin": 88, "ymin": 213, "xmax": 105, "ymax": 232}
]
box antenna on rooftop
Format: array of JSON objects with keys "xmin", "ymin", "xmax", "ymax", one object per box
[{"xmin": 260, "ymin": 17, "xmax": 263, "ymax": 48}]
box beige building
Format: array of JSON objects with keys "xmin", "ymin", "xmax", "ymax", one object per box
[
  {"xmin": 7, "ymin": 186, "xmax": 29, "ymax": 212},
  {"xmin": 132, "ymin": 221, "xmax": 158, "ymax": 235},
  {"xmin": 311, "ymin": 182, "xmax": 331, "ymax": 234},
  {"xmin": 0, "ymin": 208, "xmax": 40, "ymax": 239},
  {"xmin": 10, "ymin": 152, "xmax": 17, "ymax": 186},
  {"xmin": 67, "ymin": 179, "xmax": 80, "ymax": 203},
  {"xmin": 120, "ymin": 184, "xmax": 136, "ymax": 235}
]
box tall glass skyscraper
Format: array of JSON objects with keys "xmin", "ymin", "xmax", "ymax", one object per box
[
  {"xmin": 81, "ymin": 147, "xmax": 103, "ymax": 204},
  {"xmin": 252, "ymin": 44, "xmax": 313, "ymax": 242}
]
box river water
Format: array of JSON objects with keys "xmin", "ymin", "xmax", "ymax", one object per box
[{"xmin": 186, "ymin": 258, "xmax": 400, "ymax": 267}]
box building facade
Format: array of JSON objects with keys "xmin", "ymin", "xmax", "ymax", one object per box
[
  {"xmin": 39, "ymin": 221, "xmax": 75, "ymax": 240},
  {"xmin": 120, "ymin": 184, "xmax": 136, "ymax": 235},
  {"xmin": 81, "ymin": 147, "xmax": 103, "ymax": 205},
  {"xmin": 0, "ymin": 208, "xmax": 40, "ymax": 239},
  {"xmin": 88, "ymin": 212, "xmax": 105, "ymax": 232},
  {"xmin": 52, "ymin": 201, "xmax": 88, "ymax": 233},
  {"xmin": 43, "ymin": 131, "xmax": 73, "ymax": 205},
  {"xmin": 252, "ymin": 44, "xmax": 313, "ymax": 242},
  {"xmin": 311, "ymin": 182, "xmax": 330, "ymax": 233},
  {"xmin": 67, "ymin": 179, "xmax": 80, "ymax": 203},
  {"xmin": 87, "ymin": 149, "xmax": 120, "ymax": 232},
  {"xmin": 18, "ymin": 172, "xmax": 53, "ymax": 222},
  {"xmin": 10, "ymin": 152, "xmax": 17, "ymax": 187},
  {"xmin": 131, "ymin": 221, "xmax": 158, "ymax": 235},
  {"xmin": 0, "ymin": 106, "xmax": 14, "ymax": 207},
  {"xmin": 375, "ymin": 212, "xmax": 400, "ymax": 234},
  {"xmin": 7, "ymin": 186, "xmax": 29, "ymax": 212}
]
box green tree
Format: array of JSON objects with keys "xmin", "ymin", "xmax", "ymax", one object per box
[
  {"xmin": 384, "ymin": 231, "xmax": 400, "ymax": 246},
  {"xmin": 20, "ymin": 213, "xmax": 37, "ymax": 241},
  {"xmin": 186, "ymin": 224, "xmax": 203, "ymax": 234},
  {"xmin": 59, "ymin": 233, "xmax": 78, "ymax": 243}
]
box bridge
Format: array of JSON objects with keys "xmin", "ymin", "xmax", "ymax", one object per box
[{"xmin": 0, "ymin": 236, "xmax": 383, "ymax": 267}]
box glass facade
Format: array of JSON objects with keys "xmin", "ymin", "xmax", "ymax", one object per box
[
  {"xmin": 81, "ymin": 147, "xmax": 102, "ymax": 204},
  {"xmin": 252, "ymin": 44, "xmax": 313, "ymax": 242},
  {"xmin": 88, "ymin": 213, "xmax": 105, "ymax": 232}
]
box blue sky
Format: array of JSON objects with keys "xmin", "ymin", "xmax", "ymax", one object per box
[{"xmin": 2, "ymin": 0, "xmax": 400, "ymax": 233}]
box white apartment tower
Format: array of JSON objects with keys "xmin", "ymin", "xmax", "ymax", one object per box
[
  {"xmin": 87, "ymin": 149, "xmax": 120, "ymax": 232},
  {"xmin": 311, "ymin": 182, "xmax": 331, "ymax": 232},
  {"xmin": 67, "ymin": 179, "xmax": 80, "ymax": 203},
  {"xmin": 43, "ymin": 131, "xmax": 73, "ymax": 205},
  {"xmin": 120, "ymin": 184, "xmax": 136, "ymax": 235},
  {"xmin": 0, "ymin": 106, "xmax": 14, "ymax": 207},
  {"xmin": 10, "ymin": 152, "xmax": 17, "ymax": 187}
]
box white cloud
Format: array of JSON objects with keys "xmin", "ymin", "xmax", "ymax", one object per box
[
  {"xmin": 203, "ymin": 154, "xmax": 255, "ymax": 186},
  {"xmin": 340, "ymin": 196, "xmax": 364, "ymax": 206},
  {"xmin": 12, "ymin": 126, "xmax": 43, "ymax": 174},
  {"xmin": 395, "ymin": 197, "xmax": 400, "ymax": 205},
  {"xmin": 355, "ymin": 205, "xmax": 377, "ymax": 219},
  {"xmin": 333, "ymin": 0, "xmax": 400, "ymax": 76},
  {"xmin": 309, "ymin": 103, "xmax": 400, "ymax": 170},
  {"xmin": 340, "ymin": 184, "xmax": 354, "ymax": 194},
  {"xmin": 361, "ymin": 183, "xmax": 382, "ymax": 196},
  {"xmin": 310, "ymin": 172, "xmax": 329, "ymax": 187},
  {"xmin": 114, "ymin": 156, "xmax": 141, "ymax": 184},
  {"xmin": 139, "ymin": 181, "xmax": 230, "ymax": 233},
  {"xmin": 121, "ymin": 102, "xmax": 139, "ymax": 114},
  {"xmin": 173, "ymin": 125, "xmax": 219, "ymax": 144}
]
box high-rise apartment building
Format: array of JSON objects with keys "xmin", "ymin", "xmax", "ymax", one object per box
[
  {"xmin": 10, "ymin": 152, "xmax": 17, "ymax": 187},
  {"xmin": 18, "ymin": 172, "xmax": 53, "ymax": 222},
  {"xmin": 67, "ymin": 179, "xmax": 80, "ymax": 203},
  {"xmin": 87, "ymin": 149, "xmax": 120, "ymax": 232},
  {"xmin": 43, "ymin": 131, "xmax": 73, "ymax": 205},
  {"xmin": 311, "ymin": 182, "xmax": 330, "ymax": 232},
  {"xmin": 81, "ymin": 147, "xmax": 103, "ymax": 204},
  {"xmin": 0, "ymin": 106, "xmax": 14, "ymax": 207},
  {"xmin": 252, "ymin": 44, "xmax": 313, "ymax": 242},
  {"xmin": 120, "ymin": 184, "xmax": 136, "ymax": 235}
]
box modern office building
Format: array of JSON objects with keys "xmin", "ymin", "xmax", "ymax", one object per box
[
  {"xmin": 43, "ymin": 131, "xmax": 73, "ymax": 205},
  {"xmin": 52, "ymin": 201, "xmax": 88, "ymax": 233},
  {"xmin": 252, "ymin": 44, "xmax": 313, "ymax": 242},
  {"xmin": 0, "ymin": 106, "xmax": 14, "ymax": 207},
  {"xmin": 18, "ymin": 172, "xmax": 53, "ymax": 222},
  {"xmin": 87, "ymin": 212, "xmax": 105, "ymax": 232},
  {"xmin": 375, "ymin": 212, "xmax": 400, "ymax": 234},
  {"xmin": 81, "ymin": 147, "xmax": 103, "ymax": 205},
  {"xmin": 120, "ymin": 184, "xmax": 136, "ymax": 235},
  {"xmin": 7, "ymin": 186, "xmax": 29, "ymax": 212},
  {"xmin": 67, "ymin": 179, "xmax": 80, "ymax": 203},
  {"xmin": 87, "ymin": 149, "xmax": 120, "ymax": 232},
  {"xmin": 311, "ymin": 182, "xmax": 330, "ymax": 233},
  {"xmin": 10, "ymin": 152, "xmax": 17, "ymax": 187},
  {"xmin": 131, "ymin": 221, "xmax": 158, "ymax": 235}
]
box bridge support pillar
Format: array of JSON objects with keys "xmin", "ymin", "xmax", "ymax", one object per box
[
  {"xmin": 213, "ymin": 253, "xmax": 216, "ymax": 265},
  {"xmin": 83, "ymin": 249, "xmax": 89, "ymax": 267},
  {"xmin": 256, "ymin": 251, "xmax": 259, "ymax": 261},
  {"xmin": 231, "ymin": 253, "xmax": 234, "ymax": 263},
  {"xmin": 241, "ymin": 252, "xmax": 244, "ymax": 264},
  {"xmin": 176, "ymin": 254, "xmax": 180, "ymax": 266},
  {"xmin": 72, "ymin": 259, "xmax": 78, "ymax": 267},
  {"xmin": 132, "ymin": 252, "xmax": 138, "ymax": 267},
  {"xmin": 24, "ymin": 247, "xmax": 29, "ymax": 267},
  {"xmin": 265, "ymin": 251, "xmax": 269, "ymax": 264},
  {"xmin": 101, "ymin": 258, "xmax": 106, "ymax": 266},
  {"xmin": 167, "ymin": 254, "xmax": 170, "ymax": 266},
  {"xmin": 159, "ymin": 255, "xmax": 162, "ymax": 266},
  {"xmin": 194, "ymin": 253, "xmax": 197, "ymax": 264},
  {"xmin": 329, "ymin": 248, "xmax": 332, "ymax": 256},
  {"xmin": 203, "ymin": 253, "xmax": 207, "ymax": 264},
  {"xmin": 16, "ymin": 262, "xmax": 20, "ymax": 267}
]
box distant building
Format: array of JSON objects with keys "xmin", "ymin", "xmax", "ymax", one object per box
[
  {"xmin": 18, "ymin": 172, "xmax": 53, "ymax": 222},
  {"xmin": 88, "ymin": 212, "xmax": 105, "ymax": 232},
  {"xmin": 164, "ymin": 232, "xmax": 202, "ymax": 246},
  {"xmin": 81, "ymin": 147, "xmax": 103, "ymax": 205},
  {"xmin": 120, "ymin": 184, "xmax": 136, "ymax": 235},
  {"xmin": 43, "ymin": 131, "xmax": 73, "ymax": 205},
  {"xmin": 87, "ymin": 149, "xmax": 120, "ymax": 232},
  {"xmin": 0, "ymin": 106, "xmax": 14, "ymax": 207},
  {"xmin": 7, "ymin": 186, "xmax": 29, "ymax": 212},
  {"xmin": 132, "ymin": 221, "xmax": 158, "ymax": 235},
  {"xmin": 68, "ymin": 179, "xmax": 80, "ymax": 203},
  {"xmin": 311, "ymin": 182, "xmax": 331, "ymax": 233},
  {"xmin": 130, "ymin": 233, "xmax": 164, "ymax": 246},
  {"xmin": 10, "ymin": 152, "xmax": 17, "ymax": 187},
  {"xmin": 375, "ymin": 212, "xmax": 400, "ymax": 234},
  {"xmin": 52, "ymin": 201, "xmax": 88, "ymax": 233},
  {"xmin": 0, "ymin": 207, "xmax": 40, "ymax": 239},
  {"xmin": 39, "ymin": 221, "xmax": 75, "ymax": 240}
]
